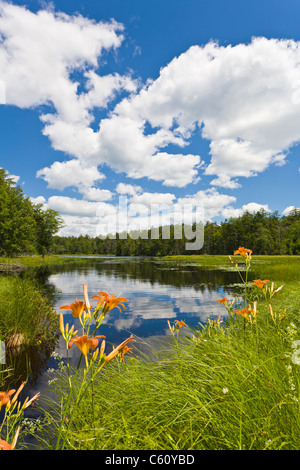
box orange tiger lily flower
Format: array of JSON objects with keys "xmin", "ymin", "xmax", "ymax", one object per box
[
  {"xmin": 60, "ymin": 300, "xmax": 86, "ymax": 318},
  {"xmin": 0, "ymin": 382, "xmax": 39, "ymax": 418},
  {"xmin": 0, "ymin": 381, "xmax": 26, "ymax": 410},
  {"xmin": 233, "ymin": 247, "xmax": 253, "ymax": 258},
  {"xmin": 174, "ymin": 320, "xmax": 187, "ymax": 329},
  {"xmin": 68, "ymin": 334, "xmax": 106, "ymax": 357},
  {"xmin": 120, "ymin": 345, "xmax": 134, "ymax": 364},
  {"xmin": 234, "ymin": 307, "xmax": 250, "ymax": 319},
  {"xmin": 0, "ymin": 389, "xmax": 15, "ymax": 409},
  {"xmin": 92, "ymin": 291, "xmax": 128, "ymax": 313},
  {"xmin": 104, "ymin": 334, "xmax": 135, "ymax": 363},
  {"xmin": 217, "ymin": 297, "xmax": 229, "ymax": 304},
  {"xmin": 235, "ymin": 304, "xmax": 258, "ymax": 321},
  {"xmin": 0, "ymin": 426, "xmax": 20, "ymax": 450},
  {"xmin": 251, "ymin": 279, "xmax": 270, "ymax": 289},
  {"xmin": 0, "ymin": 439, "xmax": 13, "ymax": 450}
]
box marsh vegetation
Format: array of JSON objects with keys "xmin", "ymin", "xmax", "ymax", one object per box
[{"xmin": 0, "ymin": 250, "xmax": 299, "ymax": 450}]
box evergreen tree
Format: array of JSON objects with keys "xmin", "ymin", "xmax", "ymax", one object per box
[{"xmin": 48, "ymin": 207, "xmax": 300, "ymax": 257}]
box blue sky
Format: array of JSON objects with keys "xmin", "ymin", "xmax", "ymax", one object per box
[{"xmin": 0, "ymin": 0, "xmax": 299, "ymax": 236}]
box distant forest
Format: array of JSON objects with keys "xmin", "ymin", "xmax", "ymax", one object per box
[
  {"xmin": 0, "ymin": 166, "xmax": 299, "ymax": 257},
  {"xmin": 51, "ymin": 208, "xmax": 300, "ymax": 256}
]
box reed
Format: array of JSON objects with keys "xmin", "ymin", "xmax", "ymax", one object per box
[{"xmin": 0, "ymin": 277, "xmax": 58, "ymax": 347}]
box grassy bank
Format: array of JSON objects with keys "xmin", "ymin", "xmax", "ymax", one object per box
[
  {"xmin": 0, "ymin": 254, "xmax": 94, "ymax": 270},
  {"xmin": 1, "ymin": 253, "xmax": 299, "ymax": 450},
  {"xmin": 0, "ymin": 276, "xmax": 58, "ymax": 348},
  {"xmin": 57, "ymin": 314, "xmax": 300, "ymax": 450},
  {"xmin": 161, "ymin": 254, "xmax": 300, "ymax": 321},
  {"xmin": 0, "ymin": 256, "xmax": 86, "ymax": 361},
  {"xmin": 160, "ymin": 254, "xmax": 300, "ymax": 279},
  {"xmin": 23, "ymin": 252, "xmax": 299, "ymax": 451}
]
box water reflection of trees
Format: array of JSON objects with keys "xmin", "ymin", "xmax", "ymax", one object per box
[
  {"xmin": 3, "ymin": 335, "xmax": 59, "ymax": 389},
  {"xmin": 20, "ymin": 266, "xmax": 60, "ymax": 306},
  {"xmin": 93, "ymin": 259, "xmax": 240, "ymax": 293},
  {"xmin": 22, "ymin": 258, "xmax": 241, "ymax": 298}
]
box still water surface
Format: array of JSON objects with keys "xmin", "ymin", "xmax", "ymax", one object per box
[
  {"xmin": 50, "ymin": 257, "xmax": 240, "ymax": 357},
  {"xmin": 12, "ymin": 257, "xmax": 241, "ymax": 409}
]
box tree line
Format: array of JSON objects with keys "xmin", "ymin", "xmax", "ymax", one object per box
[
  {"xmin": 1, "ymin": 165, "xmax": 299, "ymax": 257},
  {"xmin": 51, "ymin": 208, "xmax": 300, "ymax": 256},
  {"xmin": 0, "ymin": 168, "xmax": 63, "ymax": 256}
]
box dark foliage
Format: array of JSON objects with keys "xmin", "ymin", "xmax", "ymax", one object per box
[{"xmin": 50, "ymin": 208, "xmax": 300, "ymax": 256}]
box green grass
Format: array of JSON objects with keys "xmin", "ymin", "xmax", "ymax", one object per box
[
  {"xmin": 0, "ymin": 254, "xmax": 93, "ymax": 268},
  {"xmin": 161, "ymin": 254, "xmax": 300, "ymax": 278},
  {"xmin": 1, "ymin": 253, "xmax": 297, "ymax": 450},
  {"xmin": 0, "ymin": 276, "xmax": 58, "ymax": 347},
  {"xmin": 45, "ymin": 303, "xmax": 300, "ymax": 450},
  {"xmin": 29, "ymin": 254, "xmax": 300, "ymax": 451}
]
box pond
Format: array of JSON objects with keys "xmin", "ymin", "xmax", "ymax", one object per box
[
  {"xmin": 5, "ymin": 256, "xmax": 243, "ymax": 419},
  {"xmin": 50, "ymin": 257, "xmax": 240, "ymax": 349}
]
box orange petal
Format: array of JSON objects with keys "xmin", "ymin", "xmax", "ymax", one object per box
[{"xmin": 0, "ymin": 439, "xmax": 12, "ymax": 450}]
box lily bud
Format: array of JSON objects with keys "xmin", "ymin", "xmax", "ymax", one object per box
[
  {"xmin": 82, "ymin": 284, "xmax": 91, "ymax": 310},
  {"xmin": 99, "ymin": 339, "xmax": 106, "ymax": 360},
  {"xmin": 59, "ymin": 313, "xmax": 65, "ymax": 337},
  {"xmin": 273, "ymin": 285, "xmax": 283, "ymax": 293},
  {"xmin": 10, "ymin": 381, "xmax": 26, "ymax": 405},
  {"xmin": 92, "ymin": 348, "xmax": 99, "ymax": 362}
]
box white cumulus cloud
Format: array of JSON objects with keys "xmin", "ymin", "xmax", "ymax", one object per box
[
  {"xmin": 108, "ymin": 37, "xmax": 300, "ymax": 187},
  {"xmin": 222, "ymin": 202, "xmax": 271, "ymax": 219},
  {"xmin": 36, "ymin": 159, "xmax": 105, "ymax": 191},
  {"xmin": 115, "ymin": 183, "xmax": 143, "ymax": 196},
  {"xmin": 282, "ymin": 205, "xmax": 300, "ymax": 216},
  {"xmin": 1, "ymin": 2, "xmax": 299, "ymax": 233}
]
